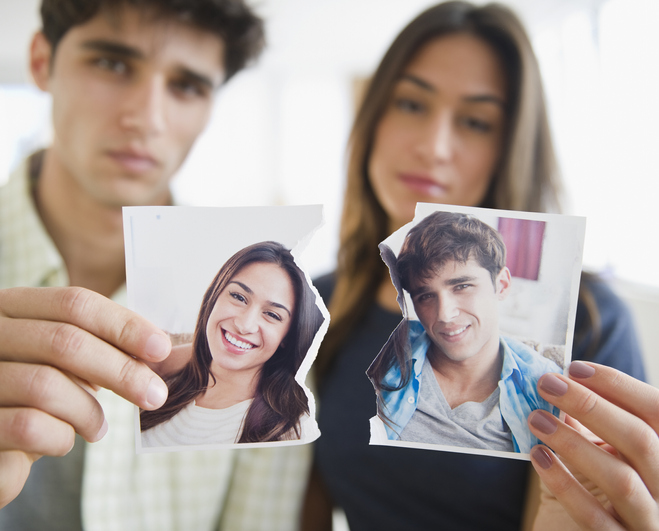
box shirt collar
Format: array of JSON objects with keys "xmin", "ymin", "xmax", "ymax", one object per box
[{"xmin": 0, "ymin": 152, "xmax": 67, "ymax": 289}]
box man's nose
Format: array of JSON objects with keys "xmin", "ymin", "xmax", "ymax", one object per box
[
  {"xmin": 436, "ymin": 292, "xmax": 459, "ymax": 322},
  {"xmin": 119, "ymin": 76, "xmax": 167, "ymax": 135}
]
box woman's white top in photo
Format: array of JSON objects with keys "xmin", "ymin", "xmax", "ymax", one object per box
[
  {"xmin": 141, "ymin": 399, "xmax": 253, "ymax": 447},
  {"xmin": 141, "ymin": 400, "xmax": 320, "ymax": 447}
]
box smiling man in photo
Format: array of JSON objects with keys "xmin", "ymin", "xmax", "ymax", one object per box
[{"xmin": 368, "ymin": 211, "xmax": 562, "ymax": 454}]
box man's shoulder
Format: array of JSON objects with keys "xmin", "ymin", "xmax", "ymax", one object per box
[{"xmin": 502, "ymin": 335, "xmax": 562, "ymax": 375}]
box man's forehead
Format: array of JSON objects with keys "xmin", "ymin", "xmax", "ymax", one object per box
[{"xmin": 408, "ymin": 258, "xmax": 489, "ymax": 288}]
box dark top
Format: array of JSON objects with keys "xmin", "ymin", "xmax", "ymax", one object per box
[{"xmin": 313, "ymin": 273, "xmax": 645, "ymax": 531}]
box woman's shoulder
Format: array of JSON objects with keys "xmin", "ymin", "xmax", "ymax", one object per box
[
  {"xmin": 312, "ymin": 271, "xmax": 336, "ymax": 305},
  {"xmin": 575, "ymin": 273, "xmax": 646, "ymax": 380}
]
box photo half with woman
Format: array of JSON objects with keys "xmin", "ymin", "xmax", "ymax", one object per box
[
  {"xmin": 123, "ymin": 205, "xmax": 326, "ymax": 451},
  {"xmin": 368, "ymin": 204, "xmax": 585, "ymax": 458}
]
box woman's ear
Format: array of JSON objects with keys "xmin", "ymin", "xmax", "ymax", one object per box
[{"xmin": 30, "ymin": 32, "xmax": 53, "ymax": 91}]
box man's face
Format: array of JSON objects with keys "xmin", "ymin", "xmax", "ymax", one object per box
[
  {"xmin": 409, "ymin": 258, "xmax": 511, "ymax": 365},
  {"xmin": 32, "ymin": 6, "xmax": 226, "ymax": 207}
]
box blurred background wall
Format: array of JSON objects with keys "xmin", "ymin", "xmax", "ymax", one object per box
[{"xmin": 1, "ymin": 0, "xmax": 658, "ymax": 381}]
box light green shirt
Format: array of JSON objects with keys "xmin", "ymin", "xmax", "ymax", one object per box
[{"xmin": 0, "ymin": 154, "xmax": 312, "ymax": 531}]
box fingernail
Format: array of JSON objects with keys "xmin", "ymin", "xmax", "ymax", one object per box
[
  {"xmin": 145, "ymin": 333, "xmax": 170, "ymax": 360},
  {"xmin": 529, "ymin": 411, "xmax": 558, "ymax": 435},
  {"xmin": 539, "ymin": 373, "xmax": 568, "ymax": 396},
  {"xmin": 531, "ymin": 446, "xmax": 553, "ymax": 469},
  {"xmin": 93, "ymin": 419, "xmax": 109, "ymax": 442},
  {"xmin": 146, "ymin": 379, "xmax": 168, "ymax": 408},
  {"xmin": 569, "ymin": 361, "xmax": 595, "ymax": 379}
]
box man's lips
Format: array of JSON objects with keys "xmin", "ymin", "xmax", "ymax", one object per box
[
  {"xmin": 437, "ymin": 324, "xmax": 470, "ymax": 342},
  {"xmin": 399, "ymin": 174, "xmax": 448, "ymax": 197},
  {"xmin": 107, "ymin": 149, "xmax": 158, "ymax": 173}
]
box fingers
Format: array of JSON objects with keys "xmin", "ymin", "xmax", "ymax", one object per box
[
  {"xmin": 529, "ymin": 367, "xmax": 659, "ymax": 529},
  {"xmin": 535, "ymin": 369, "xmax": 659, "ymax": 498},
  {"xmin": 0, "ymin": 362, "xmax": 107, "ymax": 443},
  {"xmin": 529, "ymin": 445, "xmax": 623, "ymax": 531},
  {"xmin": 0, "ymin": 287, "xmax": 170, "ymax": 410},
  {"xmin": 0, "ymin": 287, "xmax": 171, "ymax": 362},
  {"xmin": 567, "ymin": 361, "xmax": 659, "ymax": 434},
  {"xmin": 0, "ymin": 451, "xmax": 38, "ymax": 509}
]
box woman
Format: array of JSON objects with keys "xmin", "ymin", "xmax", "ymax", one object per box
[
  {"xmin": 305, "ymin": 2, "xmax": 648, "ymax": 529},
  {"xmin": 141, "ymin": 241, "xmax": 323, "ymax": 446}
]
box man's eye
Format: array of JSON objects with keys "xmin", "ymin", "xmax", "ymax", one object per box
[
  {"xmin": 170, "ymin": 79, "xmax": 208, "ymax": 99},
  {"xmin": 454, "ymin": 284, "xmax": 471, "ymax": 291},
  {"xmin": 94, "ymin": 57, "xmax": 128, "ymax": 74}
]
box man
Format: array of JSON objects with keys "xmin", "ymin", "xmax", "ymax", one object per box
[
  {"xmin": 0, "ymin": 2, "xmax": 309, "ymax": 529},
  {"xmin": 368, "ymin": 211, "xmax": 562, "ymax": 454}
]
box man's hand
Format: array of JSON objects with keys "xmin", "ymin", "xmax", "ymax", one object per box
[{"xmin": 0, "ymin": 287, "xmax": 171, "ymax": 508}]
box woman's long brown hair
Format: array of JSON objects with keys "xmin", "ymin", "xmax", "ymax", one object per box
[{"xmin": 315, "ymin": 1, "xmax": 594, "ymax": 384}]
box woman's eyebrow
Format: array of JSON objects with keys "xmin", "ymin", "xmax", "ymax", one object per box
[
  {"xmin": 229, "ymin": 280, "xmax": 291, "ymax": 317},
  {"xmin": 399, "ymin": 74, "xmax": 436, "ymax": 92},
  {"xmin": 398, "ymin": 74, "xmax": 506, "ymax": 107}
]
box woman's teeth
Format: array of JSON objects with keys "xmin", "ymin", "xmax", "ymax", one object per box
[{"xmin": 224, "ymin": 330, "xmax": 254, "ymax": 350}]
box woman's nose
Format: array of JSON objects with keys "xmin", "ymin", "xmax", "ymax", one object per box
[
  {"xmin": 415, "ymin": 111, "xmax": 455, "ymax": 163},
  {"xmin": 234, "ymin": 307, "xmax": 259, "ymax": 335}
]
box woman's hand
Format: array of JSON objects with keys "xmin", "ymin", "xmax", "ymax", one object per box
[{"xmin": 527, "ymin": 361, "xmax": 659, "ymax": 530}]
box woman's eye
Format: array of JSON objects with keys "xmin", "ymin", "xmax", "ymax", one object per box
[
  {"xmin": 394, "ymin": 98, "xmax": 425, "ymax": 114},
  {"xmin": 462, "ymin": 116, "xmax": 493, "ymax": 133},
  {"xmin": 265, "ymin": 311, "xmax": 283, "ymax": 322},
  {"xmin": 230, "ymin": 292, "xmax": 246, "ymax": 303}
]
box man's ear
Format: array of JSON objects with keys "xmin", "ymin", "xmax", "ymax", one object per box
[
  {"xmin": 30, "ymin": 32, "xmax": 53, "ymax": 91},
  {"xmin": 495, "ymin": 266, "xmax": 512, "ymax": 300}
]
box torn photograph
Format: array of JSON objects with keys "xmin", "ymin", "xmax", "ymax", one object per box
[
  {"xmin": 368, "ymin": 203, "xmax": 585, "ymax": 460},
  {"xmin": 123, "ymin": 205, "xmax": 327, "ymax": 453}
]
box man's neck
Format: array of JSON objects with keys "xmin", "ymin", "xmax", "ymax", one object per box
[
  {"xmin": 429, "ymin": 338, "xmax": 503, "ymax": 409},
  {"xmin": 33, "ymin": 148, "xmax": 168, "ymax": 297}
]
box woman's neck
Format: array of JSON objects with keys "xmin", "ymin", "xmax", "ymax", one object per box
[{"xmin": 195, "ymin": 366, "xmax": 259, "ymax": 409}]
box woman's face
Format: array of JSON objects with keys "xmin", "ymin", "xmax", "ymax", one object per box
[
  {"xmin": 206, "ymin": 261, "xmax": 296, "ymax": 376},
  {"xmin": 369, "ymin": 33, "xmax": 508, "ymax": 231}
]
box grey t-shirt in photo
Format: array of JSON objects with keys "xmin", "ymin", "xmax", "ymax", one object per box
[{"xmin": 399, "ymin": 358, "xmax": 514, "ymax": 452}]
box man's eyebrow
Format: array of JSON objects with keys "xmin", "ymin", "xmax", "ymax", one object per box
[
  {"xmin": 176, "ymin": 66, "xmax": 217, "ymax": 91},
  {"xmin": 80, "ymin": 39, "xmax": 218, "ymax": 89},
  {"xmin": 446, "ymin": 275, "xmax": 478, "ymax": 286},
  {"xmin": 229, "ymin": 281, "xmax": 291, "ymax": 317},
  {"xmin": 81, "ymin": 39, "xmax": 145, "ymax": 59},
  {"xmin": 398, "ymin": 74, "xmax": 506, "ymax": 107}
]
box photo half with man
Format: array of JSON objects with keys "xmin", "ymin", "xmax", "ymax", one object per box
[{"xmin": 368, "ymin": 203, "xmax": 585, "ymax": 460}]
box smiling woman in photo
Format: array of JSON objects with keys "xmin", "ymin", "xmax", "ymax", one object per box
[{"xmin": 140, "ymin": 241, "xmax": 323, "ymax": 446}]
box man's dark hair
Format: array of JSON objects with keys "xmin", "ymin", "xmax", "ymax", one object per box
[
  {"xmin": 397, "ymin": 211, "xmax": 507, "ymax": 292},
  {"xmin": 40, "ymin": 0, "xmax": 265, "ymax": 81}
]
